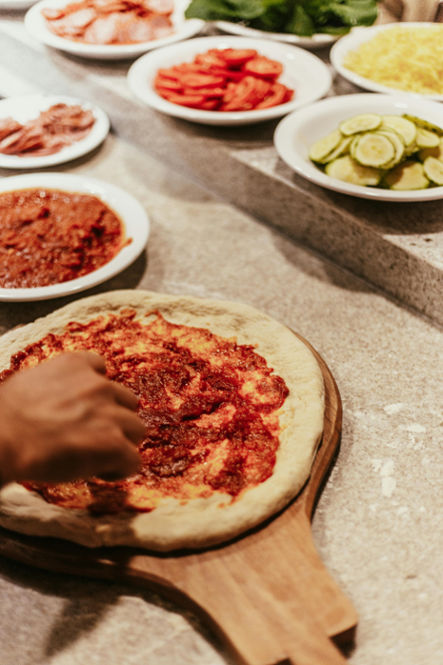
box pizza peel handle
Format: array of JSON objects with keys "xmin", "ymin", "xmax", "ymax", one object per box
[
  {"xmin": 0, "ymin": 335, "xmax": 356, "ymax": 665},
  {"xmin": 112, "ymin": 336, "xmax": 356, "ymax": 665}
]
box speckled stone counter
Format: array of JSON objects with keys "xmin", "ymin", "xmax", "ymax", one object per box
[
  {"xmin": 0, "ymin": 130, "xmax": 442, "ymax": 665},
  {"xmin": 0, "ymin": 9, "xmax": 442, "ymax": 665},
  {"xmin": 0, "ymin": 17, "xmax": 442, "ymax": 325}
]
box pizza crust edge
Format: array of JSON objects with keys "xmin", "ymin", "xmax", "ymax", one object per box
[{"xmin": 0, "ymin": 290, "xmax": 325, "ymax": 551}]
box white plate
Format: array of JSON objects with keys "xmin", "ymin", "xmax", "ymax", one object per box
[
  {"xmin": 0, "ymin": 0, "xmax": 37, "ymax": 9},
  {"xmin": 24, "ymin": 0, "xmax": 204, "ymax": 60},
  {"xmin": 0, "ymin": 173, "xmax": 150, "ymax": 301},
  {"xmin": 330, "ymin": 22, "xmax": 443, "ymax": 102},
  {"xmin": 0, "ymin": 94, "xmax": 110, "ymax": 169},
  {"xmin": 127, "ymin": 35, "xmax": 332, "ymax": 126},
  {"xmin": 273, "ymin": 93, "xmax": 443, "ymax": 202},
  {"xmin": 214, "ymin": 20, "xmax": 338, "ymax": 49}
]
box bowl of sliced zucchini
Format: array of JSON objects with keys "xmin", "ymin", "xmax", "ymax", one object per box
[{"xmin": 273, "ymin": 93, "xmax": 443, "ymax": 201}]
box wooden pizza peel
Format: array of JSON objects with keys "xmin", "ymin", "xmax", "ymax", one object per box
[{"xmin": 0, "ymin": 333, "xmax": 357, "ymax": 665}]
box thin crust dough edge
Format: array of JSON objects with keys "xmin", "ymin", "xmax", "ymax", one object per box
[{"xmin": 0, "ymin": 290, "xmax": 325, "ymax": 551}]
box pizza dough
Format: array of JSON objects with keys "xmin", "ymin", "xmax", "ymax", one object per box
[{"xmin": 0, "ymin": 290, "xmax": 324, "ymax": 551}]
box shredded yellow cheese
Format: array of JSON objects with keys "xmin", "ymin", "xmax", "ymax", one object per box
[{"xmin": 343, "ymin": 26, "xmax": 443, "ymax": 95}]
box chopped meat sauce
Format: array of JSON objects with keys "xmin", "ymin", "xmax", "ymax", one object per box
[
  {"xmin": 0, "ymin": 188, "xmax": 125, "ymax": 288},
  {"xmin": 0, "ymin": 311, "xmax": 289, "ymax": 514}
]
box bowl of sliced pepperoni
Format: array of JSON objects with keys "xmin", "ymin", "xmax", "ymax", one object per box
[{"xmin": 127, "ymin": 36, "xmax": 332, "ymax": 125}]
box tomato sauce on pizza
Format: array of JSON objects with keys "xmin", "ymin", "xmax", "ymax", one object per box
[
  {"xmin": 0, "ymin": 309, "xmax": 289, "ymax": 515},
  {"xmin": 0, "ymin": 188, "xmax": 125, "ymax": 288}
]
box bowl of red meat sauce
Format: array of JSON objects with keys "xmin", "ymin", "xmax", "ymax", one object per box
[
  {"xmin": 127, "ymin": 35, "xmax": 332, "ymax": 125},
  {"xmin": 0, "ymin": 173, "xmax": 150, "ymax": 302},
  {"xmin": 25, "ymin": 0, "xmax": 204, "ymax": 59}
]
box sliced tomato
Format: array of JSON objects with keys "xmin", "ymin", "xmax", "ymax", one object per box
[
  {"xmin": 182, "ymin": 86, "xmax": 225, "ymax": 98},
  {"xmin": 255, "ymin": 82, "xmax": 288, "ymax": 109},
  {"xmin": 217, "ymin": 48, "xmax": 258, "ymax": 67},
  {"xmin": 154, "ymin": 75, "xmax": 183, "ymax": 92},
  {"xmin": 155, "ymin": 85, "xmax": 181, "ymax": 97},
  {"xmin": 157, "ymin": 67, "xmax": 182, "ymax": 81},
  {"xmin": 178, "ymin": 72, "xmax": 225, "ymax": 89},
  {"xmin": 220, "ymin": 76, "xmax": 271, "ymax": 112},
  {"xmin": 154, "ymin": 48, "xmax": 291, "ymax": 113},
  {"xmin": 243, "ymin": 57, "xmax": 283, "ymax": 80},
  {"xmin": 221, "ymin": 81, "xmax": 238, "ymax": 105},
  {"xmin": 198, "ymin": 98, "xmax": 221, "ymax": 110},
  {"xmin": 195, "ymin": 50, "xmax": 227, "ymax": 68},
  {"xmin": 207, "ymin": 66, "xmax": 247, "ymax": 82},
  {"xmin": 160, "ymin": 91, "xmax": 208, "ymax": 107},
  {"xmin": 173, "ymin": 63, "xmax": 206, "ymax": 74}
]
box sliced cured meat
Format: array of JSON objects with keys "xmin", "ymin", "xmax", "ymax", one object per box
[
  {"xmin": 82, "ymin": 13, "xmax": 121, "ymax": 44},
  {"xmin": 51, "ymin": 8, "xmax": 96, "ymax": 36},
  {"xmin": 41, "ymin": 7, "xmax": 68, "ymax": 20},
  {"xmin": 149, "ymin": 14, "xmax": 173, "ymax": 39},
  {"xmin": 0, "ymin": 104, "xmax": 95, "ymax": 158},
  {"xmin": 116, "ymin": 15, "xmax": 155, "ymax": 44},
  {"xmin": 145, "ymin": 0, "xmax": 174, "ymax": 15},
  {"xmin": 43, "ymin": 0, "xmax": 174, "ymax": 45},
  {"xmin": 0, "ymin": 127, "xmax": 44, "ymax": 155},
  {"xmin": 39, "ymin": 104, "xmax": 94, "ymax": 132},
  {"xmin": 0, "ymin": 118, "xmax": 23, "ymax": 142}
]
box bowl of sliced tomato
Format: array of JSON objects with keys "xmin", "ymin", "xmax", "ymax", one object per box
[{"xmin": 127, "ymin": 36, "xmax": 332, "ymax": 125}]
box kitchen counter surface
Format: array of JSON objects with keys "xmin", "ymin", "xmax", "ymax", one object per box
[
  {"xmin": 0, "ymin": 129, "xmax": 442, "ymax": 665},
  {"xmin": 0, "ymin": 15, "xmax": 442, "ymax": 326},
  {"xmin": 0, "ymin": 10, "xmax": 442, "ymax": 665}
]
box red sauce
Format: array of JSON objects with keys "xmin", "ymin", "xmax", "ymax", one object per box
[
  {"xmin": 1, "ymin": 310, "xmax": 289, "ymax": 514},
  {"xmin": 0, "ymin": 188, "xmax": 125, "ymax": 288}
]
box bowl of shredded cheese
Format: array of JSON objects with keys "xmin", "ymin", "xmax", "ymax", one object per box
[{"xmin": 330, "ymin": 22, "xmax": 443, "ymax": 101}]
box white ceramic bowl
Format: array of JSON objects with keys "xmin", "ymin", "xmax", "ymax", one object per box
[
  {"xmin": 0, "ymin": 94, "xmax": 110, "ymax": 169},
  {"xmin": 0, "ymin": 0, "xmax": 37, "ymax": 9},
  {"xmin": 127, "ymin": 35, "xmax": 332, "ymax": 126},
  {"xmin": 273, "ymin": 93, "xmax": 443, "ymax": 202},
  {"xmin": 24, "ymin": 0, "xmax": 204, "ymax": 60},
  {"xmin": 214, "ymin": 21, "xmax": 338, "ymax": 49},
  {"xmin": 330, "ymin": 22, "xmax": 443, "ymax": 102},
  {"xmin": 0, "ymin": 173, "xmax": 150, "ymax": 301}
]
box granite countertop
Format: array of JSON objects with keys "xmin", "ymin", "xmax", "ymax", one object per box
[
  {"xmin": 0, "ymin": 14, "xmax": 442, "ymax": 326},
  {"xmin": 0, "ymin": 9, "xmax": 442, "ymax": 665}
]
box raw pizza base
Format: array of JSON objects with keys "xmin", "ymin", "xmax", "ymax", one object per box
[{"xmin": 0, "ymin": 290, "xmax": 325, "ymax": 551}]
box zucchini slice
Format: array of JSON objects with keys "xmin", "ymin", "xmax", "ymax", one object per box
[
  {"xmin": 309, "ymin": 129, "xmax": 342, "ymax": 163},
  {"xmin": 308, "ymin": 113, "xmax": 443, "ymax": 191},
  {"xmin": 351, "ymin": 132, "xmax": 395, "ymax": 168},
  {"xmin": 383, "ymin": 161, "xmax": 429, "ymax": 190},
  {"xmin": 375, "ymin": 130, "xmax": 405, "ymax": 168},
  {"xmin": 403, "ymin": 114, "xmax": 443, "ymax": 136},
  {"xmin": 423, "ymin": 156, "xmax": 443, "ymax": 185},
  {"xmin": 319, "ymin": 136, "xmax": 353, "ymax": 163},
  {"xmin": 325, "ymin": 155, "xmax": 382, "ymax": 186},
  {"xmin": 380, "ymin": 115, "xmax": 416, "ymax": 146},
  {"xmin": 418, "ymin": 137, "xmax": 443, "ymax": 162},
  {"xmin": 416, "ymin": 128, "xmax": 440, "ymax": 149},
  {"xmin": 405, "ymin": 141, "xmax": 418, "ymax": 157},
  {"xmin": 339, "ymin": 113, "xmax": 381, "ymax": 136}
]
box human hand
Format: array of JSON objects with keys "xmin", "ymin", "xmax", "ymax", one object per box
[{"xmin": 0, "ymin": 352, "xmax": 144, "ymax": 485}]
